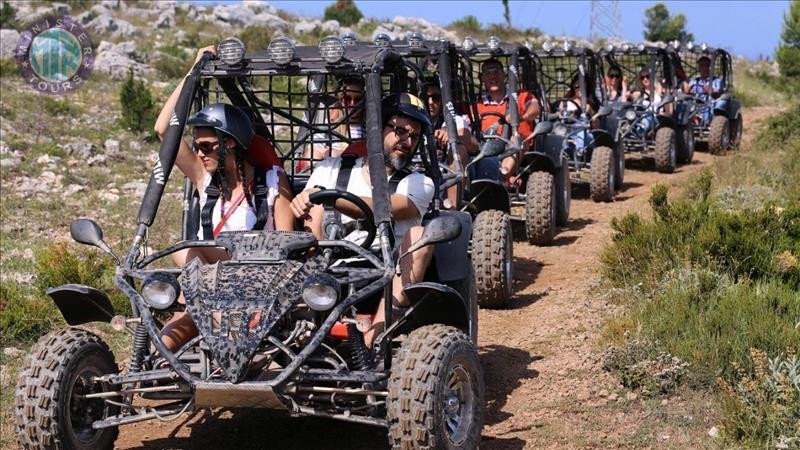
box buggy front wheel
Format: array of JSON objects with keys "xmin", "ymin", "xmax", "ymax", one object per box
[
  {"xmin": 677, "ymin": 123, "xmax": 695, "ymax": 164},
  {"xmin": 590, "ymin": 146, "xmax": 615, "ymax": 202},
  {"xmin": 387, "ymin": 325, "xmax": 484, "ymax": 450},
  {"xmin": 654, "ymin": 127, "xmax": 677, "ymax": 173},
  {"xmin": 15, "ymin": 328, "xmax": 120, "ymax": 450},
  {"xmin": 472, "ymin": 210, "xmax": 513, "ymax": 308},
  {"xmin": 524, "ymin": 171, "xmax": 557, "ymax": 245},
  {"xmin": 708, "ymin": 115, "xmax": 730, "ymax": 154},
  {"xmin": 730, "ymin": 114, "xmax": 743, "ymax": 149}
]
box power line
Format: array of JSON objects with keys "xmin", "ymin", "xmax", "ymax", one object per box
[{"xmin": 590, "ymin": 0, "xmax": 622, "ymax": 42}]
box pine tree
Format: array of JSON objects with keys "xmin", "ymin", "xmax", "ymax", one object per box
[
  {"xmin": 643, "ymin": 3, "xmax": 694, "ymax": 43},
  {"xmin": 119, "ymin": 68, "xmax": 155, "ymax": 134},
  {"xmin": 776, "ymin": 0, "xmax": 800, "ymax": 79},
  {"xmin": 323, "ymin": 0, "xmax": 363, "ymax": 27}
]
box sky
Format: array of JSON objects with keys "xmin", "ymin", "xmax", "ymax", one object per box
[{"xmin": 267, "ymin": 0, "xmax": 790, "ymax": 60}]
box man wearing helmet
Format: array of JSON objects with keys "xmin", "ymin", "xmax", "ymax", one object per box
[
  {"xmin": 290, "ymin": 92, "xmax": 436, "ymax": 347},
  {"xmin": 154, "ymin": 46, "xmax": 295, "ymax": 351}
]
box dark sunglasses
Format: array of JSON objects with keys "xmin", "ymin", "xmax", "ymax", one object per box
[
  {"xmin": 640, "ymin": 75, "xmax": 651, "ymax": 80},
  {"xmin": 428, "ymin": 93, "xmax": 442, "ymax": 101},
  {"xmin": 194, "ymin": 140, "xmax": 219, "ymax": 154},
  {"xmin": 386, "ymin": 124, "xmax": 420, "ymax": 141}
]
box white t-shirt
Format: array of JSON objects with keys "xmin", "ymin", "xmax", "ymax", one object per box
[
  {"xmin": 305, "ymin": 157, "xmax": 435, "ymax": 249},
  {"xmin": 197, "ymin": 167, "xmax": 283, "ymax": 240}
]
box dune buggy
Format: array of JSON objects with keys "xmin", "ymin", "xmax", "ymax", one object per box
[
  {"xmin": 457, "ymin": 37, "xmax": 564, "ymax": 246},
  {"xmin": 14, "ymin": 37, "xmax": 484, "ymax": 449},
  {"xmin": 676, "ymin": 42, "xmax": 743, "ymax": 154},
  {"xmin": 386, "ymin": 35, "xmax": 514, "ymax": 309},
  {"xmin": 535, "ymin": 42, "xmax": 620, "ymax": 202},
  {"xmin": 601, "ymin": 44, "xmax": 694, "ymax": 173}
]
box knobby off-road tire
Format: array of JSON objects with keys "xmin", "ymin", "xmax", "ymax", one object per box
[
  {"xmin": 708, "ymin": 115, "xmax": 730, "ymax": 154},
  {"xmin": 472, "ymin": 210, "xmax": 513, "ymax": 308},
  {"xmin": 614, "ymin": 144, "xmax": 625, "ymax": 191},
  {"xmin": 590, "ymin": 146, "xmax": 615, "ymax": 202},
  {"xmin": 15, "ymin": 328, "xmax": 119, "ymax": 450},
  {"xmin": 387, "ymin": 324, "xmax": 484, "ymax": 450},
  {"xmin": 677, "ymin": 123, "xmax": 695, "ymax": 164},
  {"xmin": 554, "ymin": 159, "xmax": 571, "ymax": 227},
  {"xmin": 654, "ymin": 127, "xmax": 677, "ymax": 173},
  {"xmin": 730, "ymin": 114, "xmax": 743, "ymax": 149},
  {"xmin": 525, "ymin": 171, "xmax": 556, "ymax": 246}
]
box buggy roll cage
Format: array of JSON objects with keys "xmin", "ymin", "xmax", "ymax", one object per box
[
  {"xmin": 535, "ymin": 46, "xmax": 606, "ymax": 116},
  {"xmin": 676, "ymin": 44, "xmax": 733, "ymax": 92},
  {"xmin": 599, "ymin": 45, "xmax": 677, "ymax": 103},
  {"xmin": 124, "ymin": 45, "xmax": 447, "ymax": 386}
]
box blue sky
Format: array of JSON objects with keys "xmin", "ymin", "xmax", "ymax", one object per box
[{"xmin": 267, "ymin": 0, "xmax": 789, "ymax": 60}]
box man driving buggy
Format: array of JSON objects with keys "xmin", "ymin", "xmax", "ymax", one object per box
[{"xmin": 289, "ymin": 93, "xmax": 436, "ymax": 348}]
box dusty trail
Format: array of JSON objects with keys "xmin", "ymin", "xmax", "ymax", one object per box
[{"xmin": 114, "ymin": 107, "xmax": 777, "ymax": 450}]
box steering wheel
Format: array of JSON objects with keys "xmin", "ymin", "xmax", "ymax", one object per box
[
  {"xmin": 308, "ymin": 189, "xmax": 376, "ymax": 249},
  {"xmin": 479, "ymin": 111, "xmax": 509, "ymax": 134}
]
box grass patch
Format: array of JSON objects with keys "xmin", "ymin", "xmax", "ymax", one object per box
[{"xmin": 601, "ymin": 104, "xmax": 800, "ymax": 446}]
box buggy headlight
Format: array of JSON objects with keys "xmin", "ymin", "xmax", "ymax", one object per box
[
  {"xmin": 141, "ymin": 273, "xmax": 180, "ymax": 310},
  {"xmin": 700, "ymin": 42, "xmax": 708, "ymax": 51},
  {"xmin": 542, "ymin": 40, "xmax": 554, "ymax": 52},
  {"xmin": 605, "ymin": 43, "xmax": 614, "ymax": 52},
  {"xmin": 686, "ymin": 41, "xmax": 694, "ymax": 51},
  {"xmin": 625, "ymin": 110, "xmax": 637, "ymax": 122},
  {"xmin": 637, "ymin": 43, "xmax": 646, "ymax": 51},
  {"xmin": 461, "ymin": 36, "xmax": 476, "ymax": 52},
  {"xmin": 407, "ymin": 32, "xmax": 425, "ymax": 49},
  {"xmin": 268, "ymin": 37, "xmax": 295, "ymax": 65},
  {"xmin": 341, "ymin": 32, "xmax": 358, "ymax": 47},
  {"xmin": 319, "ymin": 36, "xmax": 345, "ymax": 63},
  {"xmin": 217, "ymin": 37, "xmax": 245, "ymax": 66},
  {"xmin": 374, "ymin": 33, "xmax": 391, "ymax": 47},
  {"xmin": 487, "ymin": 35, "xmax": 501, "ymax": 51},
  {"xmin": 670, "ymin": 40, "xmax": 680, "ymax": 50},
  {"xmin": 562, "ymin": 40, "xmax": 572, "ymax": 52},
  {"xmin": 302, "ymin": 274, "xmax": 340, "ymax": 312},
  {"xmin": 621, "ymin": 43, "xmax": 631, "ymax": 52}
]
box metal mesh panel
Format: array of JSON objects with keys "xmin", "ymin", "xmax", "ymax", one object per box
[{"xmin": 537, "ymin": 51, "xmax": 604, "ymax": 111}]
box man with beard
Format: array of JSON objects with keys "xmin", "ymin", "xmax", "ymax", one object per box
[{"xmin": 290, "ymin": 93, "xmax": 435, "ymax": 347}]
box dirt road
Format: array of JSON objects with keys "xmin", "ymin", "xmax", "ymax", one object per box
[{"xmin": 113, "ymin": 107, "xmax": 777, "ymax": 450}]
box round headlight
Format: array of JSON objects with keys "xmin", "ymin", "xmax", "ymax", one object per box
[
  {"xmin": 141, "ymin": 273, "xmax": 180, "ymax": 310},
  {"xmin": 605, "ymin": 43, "xmax": 614, "ymax": 53},
  {"xmin": 319, "ymin": 36, "xmax": 345, "ymax": 64},
  {"xmin": 562, "ymin": 40, "xmax": 572, "ymax": 52},
  {"xmin": 686, "ymin": 41, "xmax": 695, "ymax": 51},
  {"xmin": 302, "ymin": 274, "xmax": 340, "ymax": 312},
  {"xmin": 637, "ymin": 43, "xmax": 646, "ymax": 51},
  {"xmin": 374, "ymin": 33, "xmax": 391, "ymax": 47},
  {"xmin": 524, "ymin": 40, "xmax": 533, "ymax": 50},
  {"xmin": 217, "ymin": 37, "xmax": 246, "ymax": 66},
  {"xmin": 268, "ymin": 36, "xmax": 295, "ymax": 65},
  {"xmin": 700, "ymin": 42, "xmax": 708, "ymax": 51},
  {"xmin": 341, "ymin": 32, "xmax": 358, "ymax": 47},
  {"xmin": 487, "ymin": 35, "xmax": 501, "ymax": 51},
  {"xmin": 624, "ymin": 109, "xmax": 637, "ymax": 121},
  {"xmin": 542, "ymin": 40, "xmax": 554, "ymax": 52},
  {"xmin": 461, "ymin": 36, "xmax": 476, "ymax": 51},
  {"xmin": 670, "ymin": 40, "xmax": 680, "ymax": 50},
  {"xmin": 621, "ymin": 43, "xmax": 631, "ymax": 52},
  {"xmin": 408, "ymin": 31, "xmax": 425, "ymax": 49}
]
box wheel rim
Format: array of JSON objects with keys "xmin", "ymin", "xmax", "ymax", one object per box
[
  {"xmin": 67, "ymin": 366, "xmax": 109, "ymax": 443},
  {"xmin": 443, "ymin": 365, "xmax": 475, "ymax": 444},
  {"xmin": 503, "ymin": 220, "xmax": 513, "ymax": 299}
]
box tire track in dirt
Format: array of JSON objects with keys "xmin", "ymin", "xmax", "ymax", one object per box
[{"xmin": 114, "ymin": 107, "xmax": 777, "ymax": 450}]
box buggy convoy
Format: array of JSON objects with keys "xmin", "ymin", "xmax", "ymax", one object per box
[
  {"xmin": 600, "ymin": 43, "xmax": 696, "ymax": 173},
  {"xmin": 14, "ymin": 37, "xmax": 484, "ymax": 449}
]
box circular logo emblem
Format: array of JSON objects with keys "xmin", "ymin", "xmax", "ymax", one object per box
[{"xmin": 15, "ymin": 15, "xmax": 94, "ymax": 95}]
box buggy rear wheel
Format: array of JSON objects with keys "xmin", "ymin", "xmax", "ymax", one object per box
[
  {"xmin": 524, "ymin": 171, "xmax": 556, "ymax": 246},
  {"xmin": 472, "ymin": 210, "xmax": 513, "ymax": 308},
  {"xmin": 654, "ymin": 127, "xmax": 677, "ymax": 173},
  {"xmin": 387, "ymin": 325, "xmax": 484, "ymax": 450},
  {"xmin": 590, "ymin": 146, "xmax": 615, "ymax": 202},
  {"xmin": 15, "ymin": 328, "xmax": 119, "ymax": 450},
  {"xmin": 708, "ymin": 115, "xmax": 730, "ymax": 154},
  {"xmin": 677, "ymin": 123, "xmax": 695, "ymax": 164}
]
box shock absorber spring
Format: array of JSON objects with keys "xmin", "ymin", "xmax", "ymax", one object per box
[
  {"xmin": 347, "ymin": 323, "xmax": 370, "ymax": 371},
  {"xmin": 129, "ymin": 323, "xmax": 149, "ymax": 373}
]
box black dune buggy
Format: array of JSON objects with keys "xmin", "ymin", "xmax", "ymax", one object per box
[
  {"xmin": 600, "ymin": 44, "xmax": 695, "ymax": 173},
  {"xmin": 535, "ymin": 42, "xmax": 621, "ymax": 203},
  {"xmin": 388, "ymin": 35, "xmax": 514, "ymax": 308},
  {"xmin": 457, "ymin": 37, "xmax": 563, "ymax": 246},
  {"xmin": 675, "ymin": 42, "xmax": 743, "ymax": 154},
  {"xmin": 14, "ymin": 37, "xmax": 484, "ymax": 449}
]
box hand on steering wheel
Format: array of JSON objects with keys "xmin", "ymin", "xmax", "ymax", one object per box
[{"xmin": 308, "ymin": 189, "xmax": 377, "ymax": 249}]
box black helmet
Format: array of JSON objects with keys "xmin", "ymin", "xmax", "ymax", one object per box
[
  {"xmin": 382, "ymin": 93, "xmax": 431, "ymax": 128},
  {"xmin": 187, "ymin": 103, "xmax": 254, "ymax": 151}
]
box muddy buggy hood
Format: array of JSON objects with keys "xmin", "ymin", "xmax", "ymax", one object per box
[{"xmin": 179, "ymin": 231, "xmax": 325, "ymax": 382}]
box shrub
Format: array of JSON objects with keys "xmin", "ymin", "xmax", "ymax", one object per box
[
  {"xmin": 323, "ymin": 0, "xmax": 362, "ymax": 27},
  {"xmin": 119, "ymin": 68, "xmax": 156, "ymax": 134},
  {"xmin": 0, "ymin": 281, "xmax": 60, "ymax": 343},
  {"xmin": 240, "ymin": 25, "xmax": 273, "ymax": 52},
  {"xmin": 0, "ymin": 1, "xmax": 16, "ymax": 29},
  {"xmin": 450, "ymin": 15, "xmax": 481, "ymax": 35}
]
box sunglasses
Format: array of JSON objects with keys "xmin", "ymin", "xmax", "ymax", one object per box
[
  {"xmin": 386, "ymin": 124, "xmax": 420, "ymax": 141},
  {"xmin": 609, "ymin": 74, "xmax": 621, "ymax": 78},
  {"xmin": 194, "ymin": 140, "xmax": 219, "ymax": 154},
  {"xmin": 640, "ymin": 75, "xmax": 651, "ymax": 80},
  {"xmin": 428, "ymin": 93, "xmax": 442, "ymax": 101}
]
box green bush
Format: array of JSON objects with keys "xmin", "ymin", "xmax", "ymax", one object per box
[
  {"xmin": 119, "ymin": 68, "xmax": 156, "ymax": 134},
  {"xmin": 0, "ymin": 1, "xmax": 16, "ymax": 29},
  {"xmin": 0, "ymin": 281, "xmax": 60, "ymax": 344},
  {"xmin": 240, "ymin": 25, "xmax": 273, "ymax": 52},
  {"xmin": 450, "ymin": 15, "xmax": 481, "ymax": 35},
  {"xmin": 323, "ymin": 0, "xmax": 362, "ymax": 27}
]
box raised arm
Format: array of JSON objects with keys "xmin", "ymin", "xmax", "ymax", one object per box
[{"xmin": 154, "ymin": 46, "xmax": 216, "ymax": 187}]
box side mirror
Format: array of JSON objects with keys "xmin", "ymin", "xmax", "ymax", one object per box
[
  {"xmin": 657, "ymin": 95, "xmax": 675, "ymax": 110},
  {"xmin": 70, "ymin": 219, "xmax": 119, "ymax": 263},
  {"xmin": 532, "ymin": 120, "xmax": 554, "ymax": 138},
  {"xmin": 399, "ymin": 215, "xmax": 462, "ymax": 261}
]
